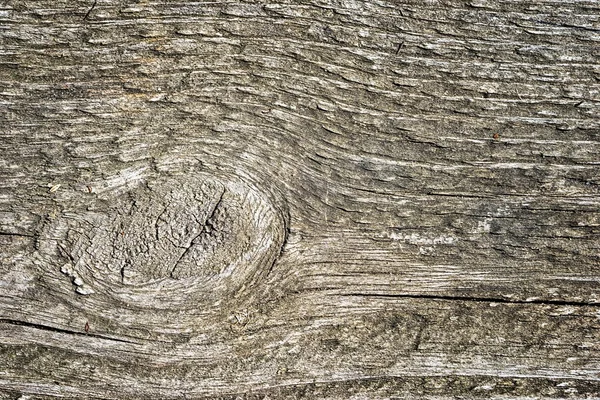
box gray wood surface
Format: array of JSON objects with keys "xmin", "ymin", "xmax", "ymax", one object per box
[{"xmin": 1, "ymin": 0, "xmax": 599, "ymax": 398}]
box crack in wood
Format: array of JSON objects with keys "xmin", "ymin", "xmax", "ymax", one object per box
[
  {"xmin": 169, "ymin": 189, "xmax": 225, "ymax": 279},
  {"xmin": 0, "ymin": 232, "xmax": 34, "ymax": 238},
  {"xmin": 83, "ymin": 0, "xmax": 97, "ymax": 21},
  {"xmin": 0, "ymin": 319, "xmax": 136, "ymax": 344},
  {"xmin": 338, "ymin": 293, "xmax": 600, "ymax": 308}
]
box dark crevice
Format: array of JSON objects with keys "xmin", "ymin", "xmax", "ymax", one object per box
[
  {"xmin": 83, "ymin": 0, "xmax": 97, "ymax": 20},
  {"xmin": 337, "ymin": 293, "xmax": 600, "ymax": 308},
  {"xmin": 0, "ymin": 231, "xmax": 35, "ymax": 238},
  {"xmin": 169, "ymin": 189, "xmax": 225, "ymax": 279},
  {"xmin": 0, "ymin": 318, "xmax": 136, "ymax": 344},
  {"xmin": 154, "ymin": 207, "xmax": 167, "ymax": 241},
  {"xmin": 57, "ymin": 242, "xmax": 76, "ymax": 264},
  {"xmin": 120, "ymin": 261, "xmax": 128, "ymax": 284},
  {"xmin": 411, "ymin": 314, "xmax": 427, "ymax": 351}
]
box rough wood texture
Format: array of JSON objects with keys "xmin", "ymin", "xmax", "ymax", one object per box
[{"xmin": 1, "ymin": 0, "xmax": 599, "ymax": 398}]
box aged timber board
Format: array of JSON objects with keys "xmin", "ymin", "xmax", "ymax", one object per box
[{"xmin": 0, "ymin": 0, "xmax": 599, "ymax": 398}]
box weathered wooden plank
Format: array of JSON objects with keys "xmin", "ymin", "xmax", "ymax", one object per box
[
  {"xmin": 1, "ymin": 296, "xmax": 600, "ymax": 398},
  {"xmin": 1, "ymin": 0, "xmax": 599, "ymax": 398}
]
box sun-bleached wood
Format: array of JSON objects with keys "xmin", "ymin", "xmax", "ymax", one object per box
[{"xmin": 1, "ymin": 0, "xmax": 599, "ymax": 398}]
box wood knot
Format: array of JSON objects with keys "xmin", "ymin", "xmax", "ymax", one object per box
[{"xmin": 38, "ymin": 173, "xmax": 287, "ymax": 308}]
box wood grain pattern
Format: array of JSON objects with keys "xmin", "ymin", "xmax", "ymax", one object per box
[{"xmin": 1, "ymin": 0, "xmax": 599, "ymax": 398}]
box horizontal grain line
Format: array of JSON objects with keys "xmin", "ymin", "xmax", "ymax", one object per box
[
  {"xmin": 337, "ymin": 293, "xmax": 600, "ymax": 308},
  {"xmin": 0, "ymin": 318, "xmax": 135, "ymax": 344}
]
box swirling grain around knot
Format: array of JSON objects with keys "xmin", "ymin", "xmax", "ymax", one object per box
[{"xmin": 37, "ymin": 172, "xmax": 288, "ymax": 311}]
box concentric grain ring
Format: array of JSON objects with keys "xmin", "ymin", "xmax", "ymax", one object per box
[{"xmin": 39, "ymin": 173, "xmax": 287, "ymax": 309}]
